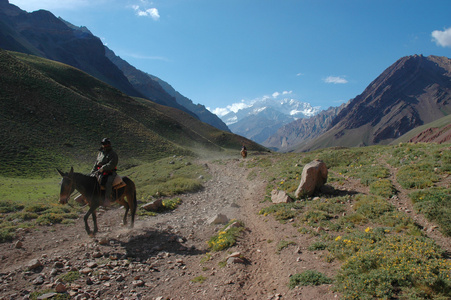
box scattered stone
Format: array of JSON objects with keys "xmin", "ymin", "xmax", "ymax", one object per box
[
  {"xmin": 227, "ymin": 257, "xmax": 245, "ymax": 265},
  {"xmin": 55, "ymin": 282, "xmax": 67, "ymax": 293},
  {"xmin": 32, "ymin": 275, "xmax": 45, "ymax": 285},
  {"xmin": 208, "ymin": 213, "xmax": 229, "ymax": 225},
  {"xmin": 27, "ymin": 259, "xmax": 43, "ymax": 271},
  {"xmin": 271, "ymin": 189, "xmax": 293, "ymax": 204},
  {"xmin": 14, "ymin": 241, "xmax": 23, "ymax": 249},
  {"xmin": 37, "ymin": 292, "xmax": 57, "ymax": 299},
  {"xmin": 142, "ymin": 199, "xmax": 163, "ymax": 212}
]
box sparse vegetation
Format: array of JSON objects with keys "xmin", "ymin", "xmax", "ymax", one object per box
[
  {"xmin": 289, "ymin": 270, "xmax": 333, "ymax": 288},
  {"xmin": 207, "ymin": 219, "xmax": 245, "ymax": 252}
]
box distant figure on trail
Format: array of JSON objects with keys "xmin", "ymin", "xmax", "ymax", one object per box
[
  {"xmin": 241, "ymin": 144, "xmax": 247, "ymax": 159},
  {"xmin": 91, "ymin": 138, "xmax": 118, "ymax": 206}
]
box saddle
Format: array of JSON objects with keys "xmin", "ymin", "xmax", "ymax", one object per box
[{"xmin": 97, "ymin": 174, "xmax": 126, "ymax": 190}]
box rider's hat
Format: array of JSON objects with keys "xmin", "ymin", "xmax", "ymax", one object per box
[{"xmin": 101, "ymin": 138, "xmax": 111, "ymax": 145}]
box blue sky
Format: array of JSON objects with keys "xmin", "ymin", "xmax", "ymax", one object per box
[{"xmin": 9, "ymin": 0, "xmax": 451, "ymax": 116}]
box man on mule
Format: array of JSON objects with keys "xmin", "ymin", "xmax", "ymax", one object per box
[{"xmin": 91, "ymin": 138, "xmax": 118, "ymax": 207}]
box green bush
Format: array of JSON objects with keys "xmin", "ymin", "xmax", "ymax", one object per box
[
  {"xmin": 410, "ymin": 188, "xmax": 451, "ymax": 236},
  {"xmin": 333, "ymin": 235, "xmax": 451, "ymax": 299},
  {"xmin": 0, "ymin": 200, "xmax": 24, "ymax": 213},
  {"xmin": 353, "ymin": 195, "xmax": 393, "ymax": 219},
  {"xmin": 289, "ymin": 270, "xmax": 332, "ymax": 288},
  {"xmin": 369, "ymin": 179, "xmax": 396, "ymax": 198},
  {"xmin": 397, "ymin": 164, "xmax": 438, "ymax": 189}
]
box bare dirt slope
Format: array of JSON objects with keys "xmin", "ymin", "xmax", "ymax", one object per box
[{"xmin": 0, "ymin": 157, "xmax": 449, "ymax": 300}]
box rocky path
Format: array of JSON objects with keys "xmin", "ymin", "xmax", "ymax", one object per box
[{"xmin": 0, "ymin": 158, "xmax": 340, "ymax": 300}]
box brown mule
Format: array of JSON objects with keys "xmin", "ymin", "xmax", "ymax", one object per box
[
  {"xmin": 57, "ymin": 167, "xmax": 137, "ymax": 236},
  {"xmin": 241, "ymin": 149, "xmax": 247, "ymax": 159}
]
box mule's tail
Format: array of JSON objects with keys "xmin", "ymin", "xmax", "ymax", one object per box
[{"xmin": 123, "ymin": 176, "xmax": 137, "ymax": 226}]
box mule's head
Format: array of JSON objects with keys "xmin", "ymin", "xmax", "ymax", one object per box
[{"xmin": 57, "ymin": 167, "xmax": 75, "ymax": 204}]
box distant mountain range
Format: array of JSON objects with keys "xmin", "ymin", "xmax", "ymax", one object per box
[
  {"xmin": 268, "ymin": 54, "xmax": 451, "ymax": 152},
  {"xmin": 0, "ymin": 0, "xmax": 228, "ymax": 132},
  {"xmin": 219, "ymin": 98, "xmax": 321, "ymax": 144}
]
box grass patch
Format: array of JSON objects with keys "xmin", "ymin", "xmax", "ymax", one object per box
[
  {"xmin": 276, "ymin": 240, "xmax": 296, "ymax": 253},
  {"xmin": 409, "ymin": 188, "xmax": 451, "ymax": 236},
  {"xmin": 57, "ymin": 271, "xmax": 81, "ymax": 283},
  {"xmin": 289, "ymin": 270, "xmax": 333, "ymax": 288},
  {"xmin": 397, "ymin": 164, "xmax": 439, "ymax": 189},
  {"xmin": 191, "ymin": 275, "xmax": 207, "ymax": 284},
  {"xmin": 332, "ymin": 234, "xmax": 451, "ymax": 299},
  {"xmin": 259, "ymin": 202, "xmax": 304, "ymax": 223},
  {"xmin": 369, "ymin": 179, "xmax": 396, "ymax": 198},
  {"xmin": 207, "ymin": 219, "xmax": 245, "ymax": 252}
]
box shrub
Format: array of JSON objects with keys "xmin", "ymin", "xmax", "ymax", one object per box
[
  {"xmin": 207, "ymin": 220, "xmax": 244, "ymax": 252},
  {"xmin": 57, "ymin": 271, "xmax": 81, "ymax": 283},
  {"xmin": 369, "ymin": 179, "xmax": 396, "ymax": 198},
  {"xmin": 162, "ymin": 197, "xmax": 182, "ymax": 211},
  {"xmin": 410, "ymin": 188, "xmax": 451, "ymax": 236},
  {"xmin": 259, "ymin": 202, "xmax": 304, "ymax": 223},
  {"xmin": 353, "ymin": 195, "xmax": 393, "ymax": 219},
  {"xmin": 289, "ymin": 270, "xmax": 332, "ymax": 288},
  {"xmin": 333, "ymin": 235, "xmax": 451, "ymax": 300},
  {"xmin": 0, "ymin": 200, "xmax": 24, "ymax": 213},
  {"xmin": 397, "ymin": 164, "xmax": 438, "ymax": 189}
]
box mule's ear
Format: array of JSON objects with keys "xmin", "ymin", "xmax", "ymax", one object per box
[
  {"xmin": 57, "ymin": 169, "xmax": 64, "ymax": 177},
  {"xmin": 70, "ymin": 166, "xmax": 74, "ymax": 174}
]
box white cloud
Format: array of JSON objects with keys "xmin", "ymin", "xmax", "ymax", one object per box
[
  {"xmin": 296, "ymin": 72, "xmax": 304, "ymax": 76},
  {"xmin": 210, "ymin": 101, "xmax": 252, "ymax": 117},
  {"xmin": 133, "ymin": 5, "xmax": 160, "ymax": 20},
  {"xmin": 324, "ymin": 76, "xmax": 348, "ymax": 84},
  {"xmin": 432, "ymin": 27, "xmax": 451, "ymax": 47},
  {"xmin": 282, "ymin": 90, "xmax": 292, "ymax": 95},
  {"xmin": 272, "ymin": 92, "xmax": 280, "ymax": 98}
]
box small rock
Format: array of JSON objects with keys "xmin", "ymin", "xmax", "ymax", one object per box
[
  {"xmin": 208, "ymin": 213, "xmax": 229, "ymax": 225},
  {"xmin": 14, "ymin": 241, "xmax": 23, "ymax": 249},
  {"xmin": 27, "ymin": 259, "xmax": 43, "ymax": 271},
  {"xmin": 55, "ymin": 282, "xmax": 67, "ymax": 293}
]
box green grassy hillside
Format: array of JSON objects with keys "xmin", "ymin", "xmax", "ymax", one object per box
[{"xmin": 0, "ymin": 50, "xmax": 265, "ymax": 177}]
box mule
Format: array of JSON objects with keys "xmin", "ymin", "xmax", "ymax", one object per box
[
  {"xmin": 241, "ymin": 149, "xmax": 247, "ymax": 159},
  {"xmin": 57, "ymin": 167, "xmax": 137, "ymax": 236}
]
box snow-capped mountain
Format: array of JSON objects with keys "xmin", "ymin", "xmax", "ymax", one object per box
[{"xmin": 218, "ymin": 98, "xmax": 321, "ymax": 144}]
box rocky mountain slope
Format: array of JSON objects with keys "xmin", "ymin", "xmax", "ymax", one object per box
[
  {"xmin": 0, "ymin": 0, "xmax": 228, "ymax": 131},
  {"xmin": 295, "ymin": 55, "xmax": 451, "ymax": 152},
  {"xmin": 262, "ymin": 104, "xmax": 346, "ymax": 151},
  {"xmin": 0, "ymin": 49, "xmax": 265, "ymax": 177},
  {"xmin": 105, "ymin": 48, "xmax": 230, "ymax": 132}
]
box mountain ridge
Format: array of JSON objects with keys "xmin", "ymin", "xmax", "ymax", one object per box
[
  {"xmin": 294, "ymin": 54, "xmax": 451, "ymax": 152},
  {"xmin": 0, "ymin": 0, "xmax": 229, "ymax": 132}
]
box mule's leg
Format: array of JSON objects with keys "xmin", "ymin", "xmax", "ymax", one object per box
[
  {"xmin": 84, "ymin": 210, "xmax": 93, "ymax": 235},
  {"xmin": 123, "ymin": 204, "xmax": 129, "ymax": 226},
  {"xmin": 92, "ymin": 210, "xmax": 98, "ymax": 234}
]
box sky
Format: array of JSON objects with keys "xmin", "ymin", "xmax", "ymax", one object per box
[{"xmin": 9, "ymin": 0, "xmax": 451, "ymax": 117}]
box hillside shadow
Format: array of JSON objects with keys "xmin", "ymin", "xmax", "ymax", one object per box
[{"xmin": 108, "ymin": 228, "xmax": 206, "ymax": 262}]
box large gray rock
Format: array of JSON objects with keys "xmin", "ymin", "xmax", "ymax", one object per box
[{"xmin": 295, "ymin": 160, "xmax": 328, "ymax": 197}]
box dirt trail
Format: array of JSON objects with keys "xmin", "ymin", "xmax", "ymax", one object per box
[
  {"xmin": 1, "ymin": 157, "xmax": 449, "ymax": 300},
  {"xmin": 0, "ymin": 158, "xmax": 339, "ymax": 300}
]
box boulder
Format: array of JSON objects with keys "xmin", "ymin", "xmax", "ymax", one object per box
[
  {"xmin": 295, "ymin": 160, "xmax": 328, "ymax": 198},
  {"xmin": 142, "ymin": 199, "xmax": 163, "ymax": 212},
  {"xmin": 271, "ymin": 190, "xmax": 293, "ymax": 203}
]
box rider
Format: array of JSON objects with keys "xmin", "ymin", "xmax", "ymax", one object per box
[
  {"xmin": 241, "ymin": 144, "xmax": 247, "ymax": 152},
  {"xmin": 91, "ymin": 138, "xmax": 118, "ymax": 207}
]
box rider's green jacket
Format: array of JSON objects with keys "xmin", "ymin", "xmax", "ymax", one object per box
[{"xmin": 91, "ymin": 146, "xmax": 118, "ymax": 174}]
